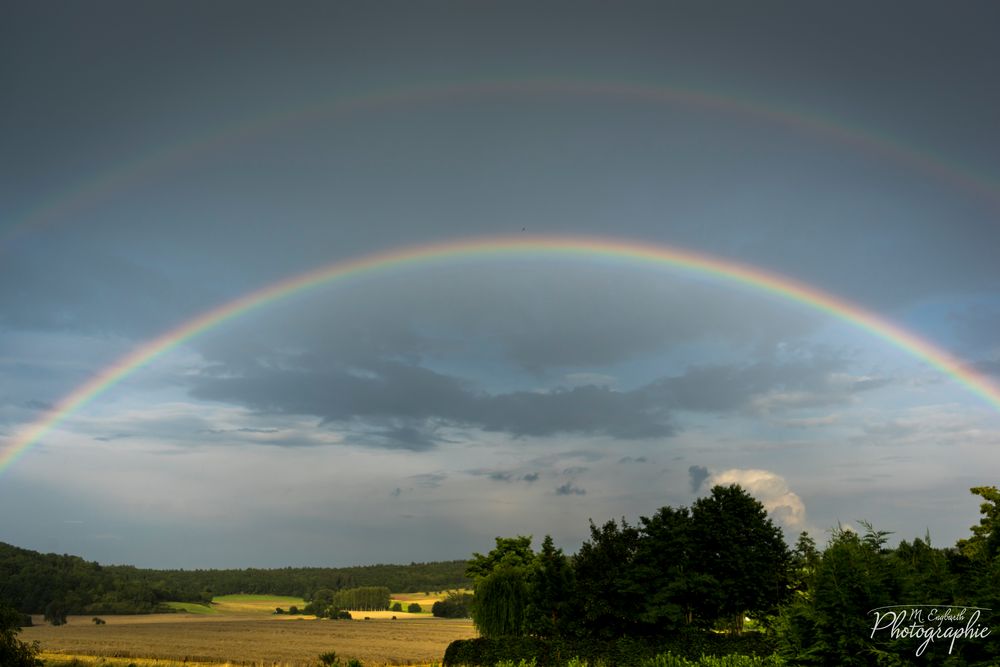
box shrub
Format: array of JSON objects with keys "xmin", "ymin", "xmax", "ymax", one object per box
[
  {"xmin": 91, "ymin": 617, "xmax": 106, "ymax": 625},
  {"xmin": 442, "ymin": 635, "xmax": 779, "ymax": 667},
  {"xmin": 433, "ymin": 591, "xmax": 473, "ymax": 618},
  {"xmin": 319, "ymin": 651, "xmax": 339, "ymax": 666},
  {"xmin": 0, "ymin": 602, "xmax": 41, "ymax": 667},
  {"xmin": 408, "ymin": 602, "xmax": 422, "ymax": 613},
  {"xmin": 391, "ymin": 602, "xmax": 403, "ymax": 612},
  {"xmin": 275, "ymin": 607, "xmax": 285, "ymax": 614},
  {"xmin": 289, "ymin": 605, "xmax": 300, "ymax": 615}
]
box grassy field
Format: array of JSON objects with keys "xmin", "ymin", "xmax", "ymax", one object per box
[
  {"xmin": 23, "ymin": 594, "xmax": 476, "ymax": 666},
  {"xmin": 212, "ymin": 593, "xmax": 309, "ymax": 614}
]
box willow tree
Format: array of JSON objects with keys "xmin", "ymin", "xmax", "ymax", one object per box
[{"xmin": 471, "ymin": 566, "xmax": 528, "ymax": 638}]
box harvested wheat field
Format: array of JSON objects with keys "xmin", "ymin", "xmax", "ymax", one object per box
[{"xmin": 24, "ymin": 616, "xmax": 477, "ymax": 666}]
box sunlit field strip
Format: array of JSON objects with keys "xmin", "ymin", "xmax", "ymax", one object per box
[
  {"xmin": 25, "ymin": 615, "xmax": 475, "ymax": 666},
  {"xmin": 40, "ymin": 655, "xmax": 444, "ymax": 667}
]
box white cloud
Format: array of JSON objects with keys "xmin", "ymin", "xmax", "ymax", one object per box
[{"xmin": 707, "ymin": 468, "xmax": 807, "ymax": 530}]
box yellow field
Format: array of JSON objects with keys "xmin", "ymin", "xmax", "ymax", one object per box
[
  {"xmin": 24, "ymin": 598, "xmax": 477, "ymax": 667},
  {"xmin": 212, "ymin": 594, "xmax": 309, "ymax": 615},
  {"xmin": 390, "ymin": 590, "xmax": 471, "ymax": 607}
]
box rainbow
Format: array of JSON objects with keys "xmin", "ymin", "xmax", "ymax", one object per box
[
  {"xmin": 4, "ymin": 78, "xmax": 1000, "ymax": 251},
  {"xmin": 3, "ymin": 235, "xmax": 999, "ymax": 475}
]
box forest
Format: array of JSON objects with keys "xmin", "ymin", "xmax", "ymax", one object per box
[
  {"xmin": 449, "ymin": 484, "xmax": 1000, "ymax": 666},
  {"xmin": 0, "ymin": 542, "xmax": 469, "ymax": 615}
]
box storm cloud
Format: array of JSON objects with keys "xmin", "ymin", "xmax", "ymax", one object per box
[{"xmin": 188, "ymin": 351, "xmax": 886, "ymax": 448}]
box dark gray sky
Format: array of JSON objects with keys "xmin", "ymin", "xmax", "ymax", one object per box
[{"xmin": 2, "ymin": 1, "xmax": 999, "ymax": 568}]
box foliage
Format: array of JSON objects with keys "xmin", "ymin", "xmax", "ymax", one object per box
[
  {"xmin": 472, "ymin": 567, "xmax": 529, "ymax": 638},
  {"xmin": 633, "ymin": 505, "xmax": 710, "ymax": 633},
  {"xmin": 318, "ymin": 651, "xmax": 361, "ymax": 667},
  {"xmin": 570, "ymin": 517, "xmax": 644, "ymax": 638},
  {"xmin": 688, "ymin": 485, "xmax": 791, "ymax": 632},
  {"xmin": 525, "ymin": 535, "xmax": 575, "ymax": 638},
  {"xmin": 641, "ymin": 654, "xmax": 786, "ymax": 666},
  {"xmin": 466, "ymin": 536, "xmax": 535, "ymax": 580},
  {"xmin": 392, "ymin": 602, "xmax": 403, "ymax": 612},
  {"xmin": 433, "ymin": 590, "xmax": 473, "ymax": 618},
  {"xmin": 0, "ymin": 600, "xmax": 42, "ymax": 667},
  {"xmin": 442, "ymin": 635, "xmax": 778, "ymax": 666},
  {"xmin": 43, "ymin": 601, "xmax": 67, "ymax": 626},
  {"xmin": 408, "ymin": 602, "xmax": 422, "ymax": 613},
  {"xmin": 467, "ymin": 537, "xmax": 535, "ymax": 638},
  {"xmin": 957, "ymin": 485, "xmax": 1000, "ymax": 562},
  {"xmin": 303, "ymin": 586, "xmax": 387, "ymax": 616},
  {"xmin": 0, "ymin": 540, "xmax": 469, "ymax": 615},
  {"xmin": 776, "ymin": 524, "xmax": 904, "ymax": 665},
  {"xmin": 788, "ymin": 532, "xmax": 820, "ymax": 595}
]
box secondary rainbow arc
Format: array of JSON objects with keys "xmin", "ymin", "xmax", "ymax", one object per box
[
  {"xmin": 5, "ymin": 78, "xmax": 1000, "ymax": 251},
  {"xmin": 3, "ymin": 234, "xmax": 998, "ymax": 475}
]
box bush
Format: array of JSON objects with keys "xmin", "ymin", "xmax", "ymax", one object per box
[
  {"xmin": 391, "ymin": 602, "xmax": 403, "ymax": 612},
  {"xmin": 442, "ymin": 634, "xmax": 779, "ymax": 667},
  {"xmin": 1, "ymin": 602, "xmax": 42, "ymax": 667},
  {"xmin": 91, "ymin": 617, "xmax": 106, "ymax": 625},
  {"xmin": 433, "ymin": 591, "xmax": 473, "ymax": 618},
  {"xmin": 408, "ymin": 602, "xmax": 422, "ymax": 613}
]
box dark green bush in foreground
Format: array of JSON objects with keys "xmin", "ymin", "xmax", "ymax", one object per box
[
  {"xmin": 0, "ymin": 602, "xmax": 41, "ymax": 667},
  {"xmin": 443, "ymin": 634, "xmax": 777, "ymax": 667}
]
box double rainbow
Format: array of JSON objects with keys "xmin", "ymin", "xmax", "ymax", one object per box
[{"xmin": 2, "ymin": 235, "xmax": 998, "ymax": 475}]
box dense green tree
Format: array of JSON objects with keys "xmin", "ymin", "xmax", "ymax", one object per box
[
  {"xmin": 689, "ymin": 484, "xmax": 791, "ymax": 632},
  {"xmin": 43, "ymin": 601, "xmax": 67, "ymax": 626},
  {"xmin": 632, "ymin": 505, "xmax": 717, "ymax": 633},
  {"xmin": 570, "ymin": 518, "xmax": 644, "ymax": 638},
  {"xmin": 776, "ymin": 524, "xmax": 903, "ymax": 666},
  {"xmin": 889, "ymin": 533, "xmax": 956, "ymax": 605},
  {"xmin": 957, "ymin": 485, "xmax": 1000, "ymax": 562},
  {"xmin": 407, "ymin": 602, "xmax": 422, "ymax": 613},
  {"xmin": 466, "ymin": 536, "xmax": 535, "ymax": 580},
  {"xmin": 332, "ymin": 586, "xmax": 390, "ymax": 611},
  {"xmin": 525, "ymin": 535, "xmax": 575, "ymax": 638},
  {"xmin": 789, "ymin": 531, "xmax": 820, "ymax": 595},
  {"xmin": 432, "ymin": 591, "xmax": 473, "ymax": 618},
  {"xmin": 0, "ymin": 602, "xmax": 40, "ymax": 667}
]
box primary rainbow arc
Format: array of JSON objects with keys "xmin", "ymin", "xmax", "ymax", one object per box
[{"xmin": 3, "ymin": 234, "xmax": 998, "ymax": 475}]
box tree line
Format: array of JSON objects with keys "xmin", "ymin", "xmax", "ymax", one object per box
[
  {"xmin": 297, "ymin": 586, "xmax": 392, "ymax": 617},
  {"xmin": 458, "ymin": 484, "xmax": 1000, "ymax": 666},
  {"xmin": 0, "ymin": 541, "xmax": 469, "ymax": 615}
]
